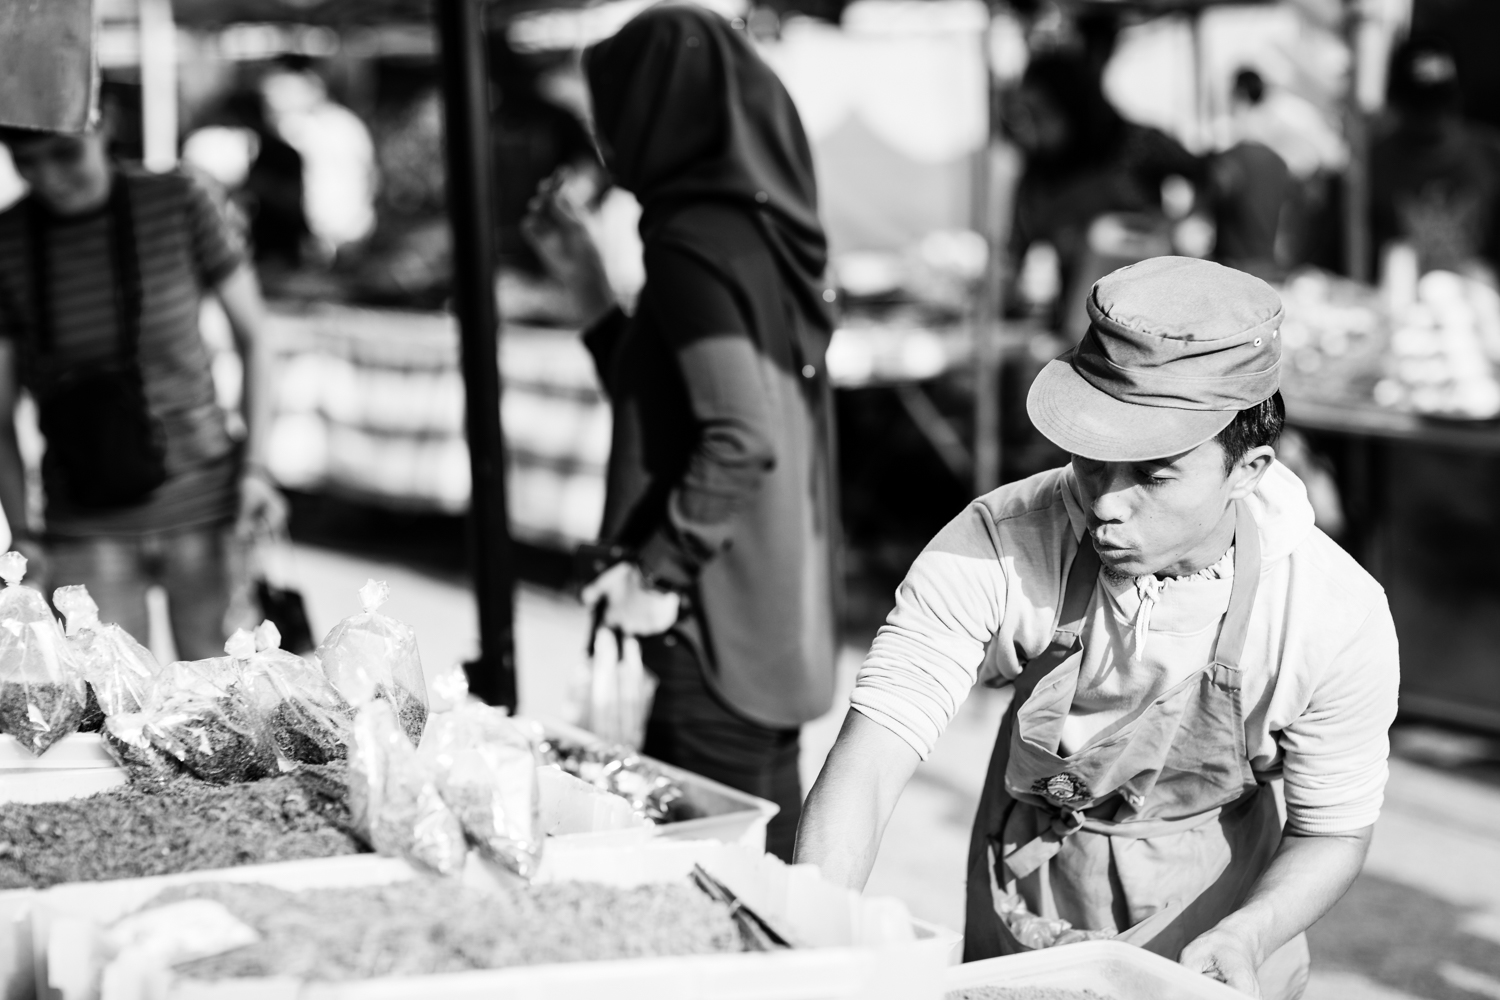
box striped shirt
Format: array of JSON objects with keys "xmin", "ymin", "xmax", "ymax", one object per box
[{"xmin": 0, "ymin": 168, "xmax": 245, "ymax": 537}]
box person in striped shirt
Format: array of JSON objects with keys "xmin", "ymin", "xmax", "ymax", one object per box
[{"xmin": 0, "ymin": 123, "xmax": 284, "ymax": 657}]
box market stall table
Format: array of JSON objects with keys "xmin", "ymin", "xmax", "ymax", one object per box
[{"xmin": 1283, "ymin": 390, "xmax": 1500, "ymax": 732}]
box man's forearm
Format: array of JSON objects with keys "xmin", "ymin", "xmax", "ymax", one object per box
[
  {"xmin": 0, "ymin": 425, "xmax": 31, "ymax": 539},
  {"xmin": 795, "ymin": 710, "xmax": 920, "ymax": 890},
  {"xmin": 216, "ymin": 265, "xmax": 272, "ymax": 467},
  {"xmin": 1216, "ymin": 827, "xmax": 1373, "ymax": 963}
]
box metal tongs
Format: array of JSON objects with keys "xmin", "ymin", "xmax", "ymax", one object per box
[{"xmin": 690, "ymin": 864, "xmax": 794, "ymax": 951}]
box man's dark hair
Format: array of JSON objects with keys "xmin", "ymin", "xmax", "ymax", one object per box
[{"xmin": 1216, "ymin": 391, "xmax": 1284, "ymax": 473}]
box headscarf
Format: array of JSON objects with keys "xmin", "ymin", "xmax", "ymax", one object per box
[{"xmin": 584, "ymin": 4, "xmax": 833, "ymax": 334}]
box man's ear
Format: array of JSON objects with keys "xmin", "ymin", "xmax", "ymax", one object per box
[{"xmin": 1226, "ymin": 444, "xmax": 1276, "ymax": 501}]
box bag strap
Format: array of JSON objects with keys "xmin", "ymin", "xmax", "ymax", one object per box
[{"xmin": 25, "ymin": 171, "xmax": 144, "ymax": 364}]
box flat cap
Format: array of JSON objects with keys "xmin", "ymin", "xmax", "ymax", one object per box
[{"xmin": 1027, "ymin": 256, "xmax": 1283, "ymax": 462}]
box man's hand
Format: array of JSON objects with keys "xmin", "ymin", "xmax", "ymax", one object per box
[
  {"xmin": 1180, "ymin": 926, "xmax": 1262, "ymax": 997},
  {"xmin": 581, "ymin": 562, "xmax": 680, "ymax": 637},
  {"xmin": 238, "ymin": 468, "xmax": 288, "ymax": 538},
  {"xmin": 1177, "ymin": 826, "xmax": 1373, "ymax": 997}
]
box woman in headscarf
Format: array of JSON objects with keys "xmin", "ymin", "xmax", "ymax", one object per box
[{"xmin": 525, "ymin": 3, "xmax": 839, "ymax": 861}]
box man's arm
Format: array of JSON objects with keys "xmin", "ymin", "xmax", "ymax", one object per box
[
  {"xmin": 0, "ymin": 341, "xmax": 30, "ymax": 544},
  {"xmin": 797, "ymin": 501, "xmax": 1015, "ymax": 882},
  {"xmin": 794, "ymin": 710, "xmax": 921, "ymax": 890},
  {"xmin": 1184, "ymin": 599, "xmax": 1396, "ymax": 994},
  {"xmin": 1181, "ymin": 826, "xmax": 1373, "ymax": 996},
  {"xmin": 213, "ymin": 263, "xmax": 285, "ymax": 530}
]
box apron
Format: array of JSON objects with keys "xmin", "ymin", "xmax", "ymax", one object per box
[{"xmin": 963, "ymin": 499, "xmax": 1309, "ymax": 998}]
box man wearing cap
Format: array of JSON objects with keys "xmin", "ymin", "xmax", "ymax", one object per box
[{"xmin": 796, "ymin": 257, "xmax": 1398, "ymax": 997}]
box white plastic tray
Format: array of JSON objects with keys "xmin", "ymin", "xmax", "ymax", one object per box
[
  {"xmin": 536, "ymin": 718, "xmax": 779, "ymax": 851},
  {"xmin": 36, "ymin": 841, "xmax": 960, "ymax": 1000},
  {"xmin": 0, "ymin": 734, "xmax": 116, "ymax": 771},
  {"xmin": 946, "ymin": 941, "xmax": 1247, "ymax": 1000},
  {"xmin": 0, "ymin": 767, "xmax": 127, "ymax": 806}
]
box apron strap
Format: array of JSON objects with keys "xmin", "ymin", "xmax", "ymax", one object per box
[
  {"xmin": 1011, "ymin": 532, "xmax": 1102, "ymax": 706},
  {"xmin": 1210, "ymin": 498, "xmax": 1261, "ymax": 678}
]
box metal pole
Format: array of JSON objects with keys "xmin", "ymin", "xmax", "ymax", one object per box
[
  {"xmin": 436, "ymin": 0, "xmax": 517, "ymax": 708},
  {"xmin": 1342, "ymin": 0, "xmax": 1371, "ymax": 282},
  {"xmin": 138, "ymin": 0, "xmax": 178, "ymax": 172},
  {"xmin": 973, "ymin": 21, "xmax": 1003, "ymax": 497}
]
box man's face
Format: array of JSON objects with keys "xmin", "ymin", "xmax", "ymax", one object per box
[
  {"xmin": 7, "ymin": 132, "xmax": 111, "ymax": 216},
  {"xmin": 1072, "ymin": 440, "xmax": 1247, "ymax": 578}
]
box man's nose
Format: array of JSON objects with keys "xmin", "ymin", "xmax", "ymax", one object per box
[{"xmin": 1090, "ymin": 468, "xmax": 1134, "ymax": 523}]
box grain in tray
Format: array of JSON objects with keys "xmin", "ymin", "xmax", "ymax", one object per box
[
  {"xmin": 947, "ymin": 989, "xmax": 1116, "ymax": 1000},
  {"xmin": 146, "ymin": 877, "xmax": 741, "ymax": 980},
  {"xmin": 0, "ymin": 767, "xmax": 363, "ymax": 889}
]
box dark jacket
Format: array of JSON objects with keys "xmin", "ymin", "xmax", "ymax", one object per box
[{"xmin": 584, "ymin": 202, "xmax": 838, "ymax": 728}]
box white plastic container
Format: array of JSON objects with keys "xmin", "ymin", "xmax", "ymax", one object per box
[
  {"xmin": 36, "ymin": 841, "xmax": 960, "ymax": 1000},
  {"xmin": 536, "ymin": 718, "xmax": 779, "ymax": 851},
  {"xmin": 0, "ymin": 766, "xmax": 128, "ymax": 1000},
  {"xmin": 0, "ymin": 734, "xmax": 117, "ymax": 771},
  {"xmin": 945, "ymin": 941, "xmax": 1246, "ymax": 1000}
]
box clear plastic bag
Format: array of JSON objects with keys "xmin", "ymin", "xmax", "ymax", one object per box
[
  {"xmin": 101, "ymin": 709, "xmax": 184, "ymax": 787},
  {"xmin": 234, "ymin": 622, "xmax": 353, "ymax": 767},
  {"xmin": 0, "ymin": 552, "xmax": 87, "ymax": 755},
  {"xmin": 572, "ymin": 625, "xmax": 656, "ymax": 750},
  {"xmin": 419, "ymin": 668, "xmax": 542, "ymax": 878},
  {"xmin": 316, "ymin": 581, "xmax": 427, "ymax": 746},
  {"xmin": 141, "ymin": 654, "xmax": 280, "ymax": 784},
  {"xmin": 54, "ymin": 585, "xmax": 161, "ymax": 728},
  {"xmin": 345, "ymin": 698, "xmax": 467, "ymax": 875}
]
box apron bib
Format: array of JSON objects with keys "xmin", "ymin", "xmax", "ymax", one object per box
[{"xmin": 963, "ymin": 500, "xmax": 1307, "ymax": 998}]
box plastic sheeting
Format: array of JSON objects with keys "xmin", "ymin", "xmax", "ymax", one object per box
[{"xmin": 759, "ymin": 1, "xmax": 989, "ymax": 253}]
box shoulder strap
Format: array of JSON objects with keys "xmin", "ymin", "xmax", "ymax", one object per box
[
  {"xmin": 1210, "ymin": 498, "xmax": 1262, "ymax": 673},
  {"xmin": 1009, "ymin": 531, "xmax": 1099, "ymax": 703},
  {"xmin": 24, "ymin": 197, "xmax": 51, "ymax": 355},
  {"xmin": 24, "ymin": 173, "xmax": 143, "ymax": 362},
  {"xmin": 1055, "ymin": 531, "xmax": 1101, "ymax": 642}
]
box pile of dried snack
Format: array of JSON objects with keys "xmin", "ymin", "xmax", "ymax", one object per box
[
  {"xmin": 947, "ymin": 990, "xmax": 1117, "ymax": 1000},
  {"xmin": 0, "ymin": 767, "xmax": 363, "ymax": 889}
]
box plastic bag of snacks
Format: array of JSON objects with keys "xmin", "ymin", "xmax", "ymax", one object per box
[
  {"xmin": 234, "ymin": 622, "xmax": 353, "ymax": 766},
  {"xmin": 101, "ymin": 710, "xmax": 183, "ymax": 787},
  {"xmin": 537, "ymin": 736, "xmax": 694, "ymax": 825},
  {"xmin": 419, "ymin": 668, "xmax": 542, "ymax": 878},
  {"xmin": 55, "ymin": 585, "xmax": 161, "ymax": 732},
  {"xmin": 139, "ymin": 654, "xmax": 280, "ymax": 784},
  {"xmin": 346, "ymin": 698, "xmax": 466, "ymax": 875},
  {"xmin": 316, "ymin": 581, "xmax": 427, "ymax": 745},
  {"xmin": 0, "ymin": 552, "xmax": 87, "ymax": 755}
]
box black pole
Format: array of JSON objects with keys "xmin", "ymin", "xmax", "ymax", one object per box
[{"xmin": 436, "ymin": 0, "xmax": 517, "ymax": 709}]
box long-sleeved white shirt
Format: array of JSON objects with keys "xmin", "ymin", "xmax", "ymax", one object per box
[{"xmin": 850, "ymin": 461, "xmax": 1399, "ymax": 836}]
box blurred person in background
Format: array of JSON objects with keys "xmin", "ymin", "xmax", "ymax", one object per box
[
  {"xmin": 258, "ymin": 57, "xmax": 376, "ymax": 262},
  {"xmin": 490, "ymin": 36, "xmax": 600, "ymax": 275},
  {"xmin": 526, "ymin": 5, "xmax": 839, "ymax": 861},
  {"xmin": 1003, "ymin": 50, "xmax": 1201, "ymax": 336},
  {"xmin": 0, "ymin": 121, "xmax": 284, "ymax": 656},
  {"xmin": 182, "ymin": 87, "xmax": 310, "ymax": 273},
  {"xmin": 1206, "ymin": 70, "xmax": 1294, "ymax": 282},
  {"xmin": 1371, "ymin": 37, "xmax": 1500, "ymax": 279}
]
